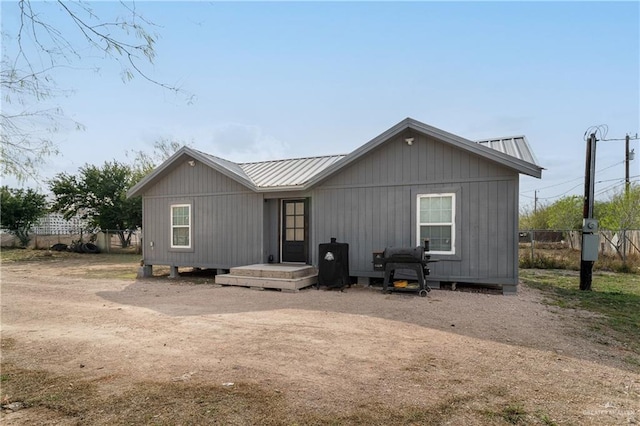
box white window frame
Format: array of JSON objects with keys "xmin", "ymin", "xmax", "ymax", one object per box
[
  {"xmin": 416, "ymin": 193, "xmax": 456, "ymax": 255},
  {"xmin": 170, "ymin": 203, "xmax": 192, "ymax": 249}
]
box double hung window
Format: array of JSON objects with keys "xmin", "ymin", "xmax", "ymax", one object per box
[
  {"xmin": 417, "ymin": 194, "xmax": 455, "ymax": 255},
  {"xmin": 171, "ymin": 204, "xmax": 191, "ymax": 248}
]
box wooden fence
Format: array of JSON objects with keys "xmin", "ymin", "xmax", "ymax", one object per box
[{"xmin": 519, "ymin": 229, "xmax": 640, "ymax": 257}]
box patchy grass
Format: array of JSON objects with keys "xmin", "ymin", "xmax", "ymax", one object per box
[
  {"xmin": 0, "ymin": 247, "xmax": 64, "ymax": 263},
  {"xmin": 500, "ymin": 403, "xmax": 528, "ymax": 424},
  {"xmin": 519, "ymin": 247, "xmax": 640, "ymax": 274},
  {"xmin": 0, "ymin": 249, "xmax": 140, "ymax": 279},
  {"xmin": 520, "ymin": 269, "xmax": 640, "ymax": 359},
  {"xmin": 0, "ymin": 360, "xmax": 556, "ymax": 426},
  {"xmin": 481, "ymin": 402, "xmax": 559, "ymax": 425},
  {"xmin": 0, "ymin": 248, "xmax": 139, "ymax": 265},
  {"xmin": 0, "ymin": 362, "xmax": 289, "ymax": 425}
]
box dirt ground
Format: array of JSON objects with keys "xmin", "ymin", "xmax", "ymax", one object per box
[{"xmin": 1, "ymin": 257, "xmax": 639, "ymax": 425}]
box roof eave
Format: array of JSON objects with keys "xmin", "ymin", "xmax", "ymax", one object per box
[
  {"xmin": 193, "ymin": 150, "xmax": 256, "ymax": 189},
  {"xmin": 127, "ymin": 146, "xmax": 191, "ymax": 198},
  {"xmin": 407, "ymin": 120, "xmax": 543, "ymax": 177},
  {"xmin": 254, "ymin": 184, "xmax": 307, "ymax": 193},
  {"xmin": 127, "ymin": 147, "xmax": 258, "ymax": 198},
  {"xmin": 307, "ymin": 117, "xmax": 543, "ymax": 186}
]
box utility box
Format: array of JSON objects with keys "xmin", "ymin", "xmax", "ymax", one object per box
[
  {"xmin": 581, "ymin": 219, "xmax": 599, "ymax": 261},
  {"xmin": 582, "ymin": 234, "xmax": 600, "ymax": 261}
]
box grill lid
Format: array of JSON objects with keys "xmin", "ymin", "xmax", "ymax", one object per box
[{"xmin": 382, "ymin": 246, "xmax": 425, "ymax": 262}]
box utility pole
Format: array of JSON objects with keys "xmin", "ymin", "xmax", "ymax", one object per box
[
  {"xmin": 580, "ymin": 132, "xmax": 598, "ymax": 291},
  {"xmin": 626, "ymin": 133, "xmax": 630, "ymax": 195},
  {"xmin": 534, "ymin": 190, "xmax": 538, "ymax": 214}
]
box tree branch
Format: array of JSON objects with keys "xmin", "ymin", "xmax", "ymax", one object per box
[{"xmin": 2, "ymin": 0, "xmax": 191, "ymax": 183}]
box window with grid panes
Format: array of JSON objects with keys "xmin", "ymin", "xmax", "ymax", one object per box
[
  {"xmin": 171, "ymin": 204, "xmax": 191, "ymax": 248},
  {"xmin": 417, "ymin": 194, "xmax": 455, "ymax": 254}
]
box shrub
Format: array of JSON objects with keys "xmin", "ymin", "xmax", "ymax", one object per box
[
  {"xmin": 519, "ymin": 253, "xmax": 574, "ymax": 270},
  {"xmin": 520, "ymin": 249, "xmax": 640, "ymax": 274}
]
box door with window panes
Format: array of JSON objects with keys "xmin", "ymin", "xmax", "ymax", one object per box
[{"xmin": 281, "ymin": 199, "xmax": 309, "ymax": 263}]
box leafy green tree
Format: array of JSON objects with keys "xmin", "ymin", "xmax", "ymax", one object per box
[
  {"xmin": 546, "ymin": 196, "xmax": 584, "ymax": 249},
  {"xmin": 519, "ymin": 202, "xmax": 550, "ymax": 230},
  {"xmin": 599, "ymin": 184, "xmax": 640, "ymax": 230},
  {"xmin": 0, "ymin": 186, "xmax": 48, "ymax": 247},
  {"xmin": 48, "ymin": 161, "xmax": 141, "ymax": 247},
  {"xmin": 547, "ymin": 196, "xmax": 583, "ymax": 230},
  {"xmin": 597, "ymin": 184, "xmax": 640, "ymax": 260}
]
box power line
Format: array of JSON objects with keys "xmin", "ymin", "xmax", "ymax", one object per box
[
  {"xmin": 522, "ymin": 128, "xmax": 638, "ymax": 210},
  {"xmin": 521, "ymin": 160, "xmax": 625, "ymax": 194},
  {"xmin": 532, "ymin": 174, "xmax": 639, "ymax": 202},
  {"xmin": 537, "ymin": 183, "xmax": 584, "ymax": 200},
  {"xmin": 594, "ymin": 175, "xmax": 640, "ymax": 197},
  {"xmin": 600, "ymin": 133, "xmax": 639, "ymax": 142},
  {"xmin": 595, "ymin": 176, "xmax": 633, "ymax": 185},
  {"xmin": 595, "ymin": 181, "xmax": 625, "ymax": 197}
]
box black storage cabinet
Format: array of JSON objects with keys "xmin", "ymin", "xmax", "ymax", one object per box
[{"xmin": 317, "ymin": 238, "xmax": 350, "ymax": 289}]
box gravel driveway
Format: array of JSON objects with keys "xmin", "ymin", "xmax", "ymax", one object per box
[{"xmin": 1, "ymin": 258, "xmax": 638, "ymax": 425}]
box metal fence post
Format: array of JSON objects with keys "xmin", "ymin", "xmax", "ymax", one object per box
[{"xmin": 530, "ymin": 230, "xmax": 535, "ymax": 262}]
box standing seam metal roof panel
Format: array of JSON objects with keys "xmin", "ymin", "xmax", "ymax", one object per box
[
  {"xmin": 476, "ymin": 136, "xmax": 539, "ymax": 166},
  {"xmin": 239, "ymin": 155, "xmax": 345, "ymax": 188},
  {"xmin": 208, "ymin": 134, "xmax": 538, "ymax": 189},
  {"xmin": 127, "ymin": 119, "xmax": 542, "ymax": 199}
]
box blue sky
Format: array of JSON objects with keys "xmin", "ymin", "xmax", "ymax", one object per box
[{"xmin": 2, "ymin": 1, "xmax": 639, "ymax": 210}]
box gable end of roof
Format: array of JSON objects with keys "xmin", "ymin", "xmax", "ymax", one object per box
[{"xmin": 128, "ymin": 118, "xmax": 542, "ymax": 198}]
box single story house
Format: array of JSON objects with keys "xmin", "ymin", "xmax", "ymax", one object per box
[{"xmin": 128, "ymin": 117, "xmax": 542, "ymax": 294}]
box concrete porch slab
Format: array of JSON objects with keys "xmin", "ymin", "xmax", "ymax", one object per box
[
  {"xmin": 215, "ymin": 263, "xmax": 318, "ymax": 292},
  {"xmin": 229, "ymin": 263, "xmax": 317, "ymax": 280}
]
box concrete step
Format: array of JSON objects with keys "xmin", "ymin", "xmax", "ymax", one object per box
[
  {"xmin": 215, "ymin": 273, "xmax": 317, "ymax": 292},
  {"xmin": 228, "ymin": 263, "xmax": 317, "ymax": 280},
  {"xmin": 215, "ymin": 263, "xmax": 318, "ymax": 292}
]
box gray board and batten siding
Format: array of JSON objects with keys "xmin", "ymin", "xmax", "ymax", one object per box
[
  {"xmin": 137, "ymin": 157, "xmax": 264, "ymax": 269},
  {"xmin": 311, "ymin": 131, "xmax": 522, "ymax": 287},
  {"xmin": 128, "ymin": 117, "xmax": 542, "ymax": 293}
]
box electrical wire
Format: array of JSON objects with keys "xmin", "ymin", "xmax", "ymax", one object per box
[
  {"xmin": 595, "ymin": 181, "xmax": 626, "ymax": 197},
  {"xmin": 594, "ymin": 175, "xmax": 640, "ymax": 197},
  {"xmin": 533, "ymin": 174, "xmax": 639, "ymax": 201},
  {"xmin": 600, "ymin": 133, "xmax": 639, "ymax": 142},
  {"xmin": 521, "ymin": 126, "xmax": 638, "ymax": 204},
  {"xmin": 521, "ymin": 160, "xmax": 624, "ymax": 194},
  {"xmin": 536, "ymin": 183, "xmax": 584, "ymax": 200},
  {"xmin": 596, "ymin": 176, "xmax": 632, "ymax": 185},
  {"xmin": 583, "ymin": 124, "xmax": 609, "ymax": 141}
]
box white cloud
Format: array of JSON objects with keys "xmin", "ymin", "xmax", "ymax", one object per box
[{"xmin": 206, "ymin": 123, "xmax": 291, "ymax": 162}]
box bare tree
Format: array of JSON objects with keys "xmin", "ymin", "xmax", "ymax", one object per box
[
  {"xmin": 1, "ymin": 0, "xmax": 188, "ymax": 183},
  {"xmin": 126, "ymin": 137, "xmax": 190, "ymax": 181}
]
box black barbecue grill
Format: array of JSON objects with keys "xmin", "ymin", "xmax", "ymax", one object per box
[{"xmin": 381, "ymin": 239, "xmax": 436, "ymax": 297}]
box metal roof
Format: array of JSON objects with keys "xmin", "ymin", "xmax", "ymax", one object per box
[
  {"xmin": 476, "ymin": 136, "xmax": 539, "ymax": 166},
  {"xmin": 235, "ymin": 133, "xmax": 539, "ymax": 190},
  {"xmin": 239, "ymin": 155, "xmax": 345, "ymax": 188},
  {"xmin": 127, "ymin": 118, "xmax": 542, "ymax": 198}
]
